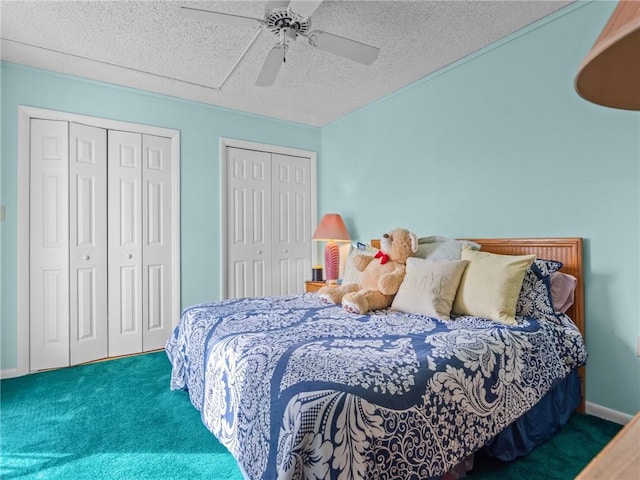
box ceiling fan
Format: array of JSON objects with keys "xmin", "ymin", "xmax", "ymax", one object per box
[{"xmin": 180, "ymin": 0, "xmax": 380, "ymax": 87}]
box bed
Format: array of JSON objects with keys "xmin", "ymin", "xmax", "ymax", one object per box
[{"xmin": 167, "ymin": 237, "xmax": 586, "ymax": 480}]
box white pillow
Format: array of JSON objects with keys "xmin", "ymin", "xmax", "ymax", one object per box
[
  {"xmin": 341, "ymin": 246, "xmax": 375, "ymax": 285},
  {"xmin": 414, "ymin": 236, "xmax": 480, "ymax": 261},
  {"xmin": 339, "ymin": 243, "xmax": 352, "ymax": 279},
  {"xmin": 391, "ymin": 258, "xmax": 469, "ymax": 320}
]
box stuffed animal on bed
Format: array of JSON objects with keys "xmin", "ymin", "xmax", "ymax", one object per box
[{"xmin": 318, "ymin": 227, "xmax": 418, "ymax": 314}]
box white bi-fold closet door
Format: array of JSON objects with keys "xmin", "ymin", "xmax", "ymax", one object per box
[
  {"xmin": 225, "ymin": 145, "xmax": 315, "ymax": 299},
  {"xmin": 107, "ymin": 131, "xmax": 173, "ymax": 357},
  {"xmin": 29, "ymin": 119, "xmax": 174, "ymax": 371},
  {"xmin": 29, "ymin": 120, "xmax": 108, "ymax": 369}
]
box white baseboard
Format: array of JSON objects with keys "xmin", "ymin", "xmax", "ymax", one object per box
[
  {"xmin": 0, "ymin": 368, "xmax": 20, "ymax": 380},
  {"xmin": 586, "ymin": 401, "xmax": 634, "ymax": 425}
]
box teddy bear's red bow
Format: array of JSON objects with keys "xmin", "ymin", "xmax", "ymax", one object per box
[{"xmin": 375, "ymin": 250, "xmax": 389, "ymax": 265}]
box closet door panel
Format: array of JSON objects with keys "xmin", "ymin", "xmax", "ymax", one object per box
[
  {"xmin": 108, "ymin": 130, "xmax": 143, "ymax": 356},
  {"xmin": 30, "ymin": 119, "xmax": 70, "ymax": 371},
  {"xmin": 271, "ymin": 154, "xmax": 312, "ymax": 296},
  {"xmin": 141, "ymin": 134, "xmax": 173, "ymax": 351},
  {"xmin": 69, "ymin": 123, "xmax": 108, "ymax": 365},
  {"xmin": 226, "ymin": 147, "xmax": 272, "ymax": 298}
]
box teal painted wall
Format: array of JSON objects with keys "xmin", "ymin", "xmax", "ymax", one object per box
[
  {"xmin": 321, "ymin": 1, "xmax": 639, "ymax": 416},
  {"xmin": 0, "ymin": 62, "xmax": 321, "ymax": 370}
]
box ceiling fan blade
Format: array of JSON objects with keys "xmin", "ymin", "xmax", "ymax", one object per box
[
  {"xmin": 256, "ymin": 45, "xmax": 285, "ymax": 86},
  {"xmin": 306, "ymin": 31, "xmax": 379, "ymax": 65},
  {"xmin": 288, "ymin": 0, "xmax": 324, "ymax": 18},
  {"xmin": 266, "ymin": 1, "xmax": 290, "ymax": 11},
  {"xmin": 179, "ymin": 6, "xmax": 263, "ymax": 29}
]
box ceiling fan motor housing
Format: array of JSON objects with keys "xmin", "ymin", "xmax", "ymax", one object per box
[{"xmin": 266, "ymin": 7, "xmax": 310, "ymax": 37}]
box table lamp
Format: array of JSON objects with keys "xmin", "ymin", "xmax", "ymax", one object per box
[{"xmin": 312, "ymin": 213, "xmax": 350, "ymax": 284}]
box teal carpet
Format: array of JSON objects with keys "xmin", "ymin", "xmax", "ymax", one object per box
[
  {"xmin": 1, "ymin": 352, "xmax": 243, "ymax": 480},
  {"xmin": 1, "ymin": 351, "xmax": 621, "ymax": 479}
]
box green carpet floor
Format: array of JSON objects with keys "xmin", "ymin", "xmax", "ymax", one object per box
[{"xmin": 0, "ymin": 351, "xmax": 622, "ymax": 479}]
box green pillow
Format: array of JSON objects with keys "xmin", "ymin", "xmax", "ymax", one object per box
[{"xmin": 452, "ymin": 246, "xmax": 535, "ymax": 325}]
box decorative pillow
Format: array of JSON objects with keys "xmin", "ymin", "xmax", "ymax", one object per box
[
  {"xmin": 391, "ymin": 258, "xmax": 469, "ymax": 320},
  {"xmin": 452, "ymin": 247, "xmax": 535, "ymax": 325},
  {"xmin": 534, "ymin": 259, "xmax": 563, "ymax": 277},
  {"xmin": 516, "ymin": 259, "xmax": 563, "ymax": 318},
  {"xmin": 414, "ymin": 236, "xmax": 480, "ymax": 262},
  {"xmin": 341, "ymin": 245, "xmax": 375, "ymax": 285},
  {"xmin": 549, "ymin": 271, "xmax": 577, "ymax": 313},
  {"xmin": 339, "ymin": 243, "xmax": 352, "ymax": 279}
]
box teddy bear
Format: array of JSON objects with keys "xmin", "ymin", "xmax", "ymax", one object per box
[{"xmin": 317, "ymin": 227, "xmax": 418, "ymax": 314}]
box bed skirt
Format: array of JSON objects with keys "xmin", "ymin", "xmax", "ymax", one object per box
[
  {"xmin": 483, "ymin": 368, "xmax": 581, "ymax": 461},
  {"xmin": 442, "ymin": 369, "xmax": 580, "ymax": 479}
]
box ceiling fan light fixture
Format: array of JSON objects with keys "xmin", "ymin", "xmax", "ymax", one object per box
[{"xmin": 281, "ymin": 26, "xmax": 297, "ymax": 44}]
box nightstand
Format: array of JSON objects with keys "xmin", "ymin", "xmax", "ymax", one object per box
[{"xmin": 305, "ymin": 281, "xmax": 329, "ymax": 293}]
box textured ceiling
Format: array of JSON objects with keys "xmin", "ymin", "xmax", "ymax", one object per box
[{"xmin": 1, "ymin": 0, "xmax": 575, "ymax": 127}]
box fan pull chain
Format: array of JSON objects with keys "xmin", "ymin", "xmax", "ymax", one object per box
[{"xmin": 280, "ymin": 28, "xmax": 287, "ymax": 63}]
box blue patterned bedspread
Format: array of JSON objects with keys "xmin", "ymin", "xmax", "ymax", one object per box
[{"xmin": 166, "ymin": 294, "xmax": 586, "ymax": 480}]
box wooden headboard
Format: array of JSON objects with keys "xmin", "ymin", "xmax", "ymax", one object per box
[{"xmin": 372, "ymin": 237, "xmax": 585, "ymax": 411}]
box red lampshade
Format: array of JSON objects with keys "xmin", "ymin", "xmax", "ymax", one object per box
[
  {"xmin": 312, "ymin": 214, "xmax": 351, "ymax": 283},
  {"xmin": 575, "ymin": 0, "xmax": 640, "ymax": 110},
  {"xmin": 312, "ymin": 213, "xmax": 351, "ymax": 242}
]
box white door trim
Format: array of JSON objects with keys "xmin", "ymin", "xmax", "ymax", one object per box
[
  {"xmin": 220, "ymin": 137, "xmax": 318, "ymax": 300},
  {"xmin": 14, "ymin": 105, "xmax": 181, "ymax": 378}
]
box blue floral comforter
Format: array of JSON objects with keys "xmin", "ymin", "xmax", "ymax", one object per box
[{"xmin": 166, "ymin": 293, "xmax": 586, "ymax": 480}]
